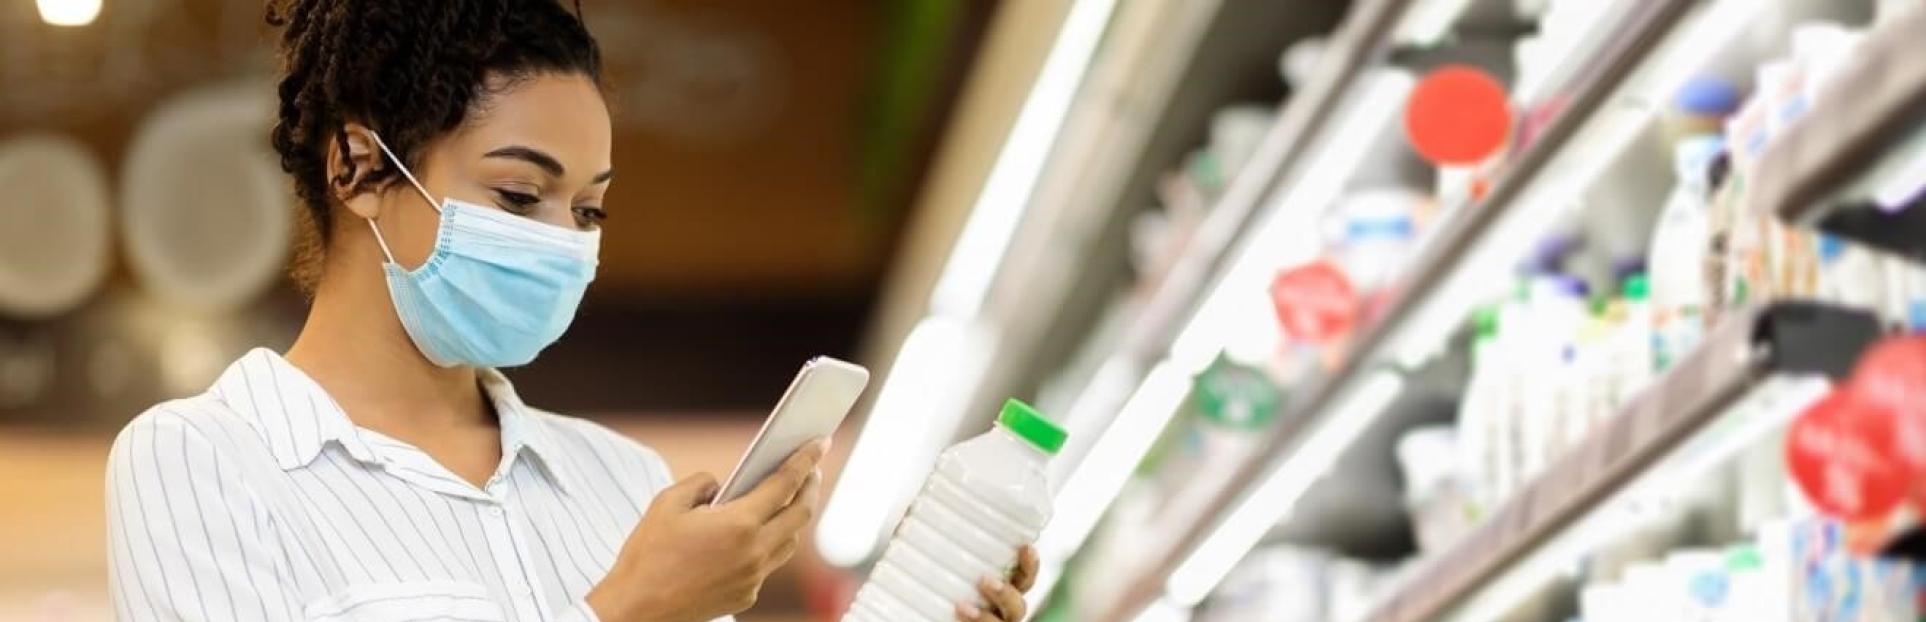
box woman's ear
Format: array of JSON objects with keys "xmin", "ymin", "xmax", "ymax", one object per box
[{"xmin": 326, "ymin": 122, "xmax": 385, "ymax": 220}]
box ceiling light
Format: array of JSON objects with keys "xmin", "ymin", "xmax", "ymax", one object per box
[
  {"xmin": 37, "ymin": 0, "xmax": 101, "ymax": 26},
  {"xmin": 929, "ymin": 0, "xmax": 1124, "ymax": 317}
]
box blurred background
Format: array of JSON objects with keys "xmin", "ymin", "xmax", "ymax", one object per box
[
  {"xmin": 1, "ymin": 0, "xmax": 1001, "ymax": 618},
  {"xmin": 11, "ymin": 0, "xmax": 1926, "ymax": 620}
]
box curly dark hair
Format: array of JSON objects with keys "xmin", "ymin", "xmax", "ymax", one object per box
[{"xmin": 265, "ymin": 0, "xmax": 603, "ymax": 289}]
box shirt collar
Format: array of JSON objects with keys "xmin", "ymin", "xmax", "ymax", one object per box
[
  {"xmin": 478, "ymin": 367, "xmax": 581, "ymax": 495},
  {"xmin": 211, "ymin": 348, "xmax": 579, "ymax": 495}
]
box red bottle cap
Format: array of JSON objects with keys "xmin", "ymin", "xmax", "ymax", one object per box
[{"xmin": 1405, "ymin": 65, "xmax": 1513, "ymax": 166}]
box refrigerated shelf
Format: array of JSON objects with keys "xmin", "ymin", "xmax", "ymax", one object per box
[
  {"xmin": 1745, "ymin": 3, "xmax": 1926, "ymax": 263},
  {"xmin": 1111, "ymin": 0, "xmax": 1415, "ymax": 363},
  {"xmin": 1368, "ymin": 302, "xmax": 1881, "ymax": 622},
  {"xmin": 1031, "ymin": 0, "xmax": 1417, "ymax": 588},
  {"xmin": 1090, "ymin": 1, "xmax": 1703, "ymax": 619}
]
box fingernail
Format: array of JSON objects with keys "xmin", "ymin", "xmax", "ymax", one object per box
[
  {"xmin": 982, "ymin": 577, "xmax": 1006, "ymax": 591},
  {"xmin": 958, "ymin": 604, "xmax": 981, "ymax": 618}
]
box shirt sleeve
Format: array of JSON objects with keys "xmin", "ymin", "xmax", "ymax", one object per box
[{"xmin": 107, "ymin": 406, "xmax": 303, "ymax": 621}]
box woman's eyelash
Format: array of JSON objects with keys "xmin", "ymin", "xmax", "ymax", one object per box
[
  {"xmin": 496, "ymin": 190, "xmax": 540, "ymax": 204},
  {"xmin": 573, "ymin": 206, "xmax": 607, "ymax": 223},
  {"xmin": 495, "ymin": 190, "xmax": 541, "ymax": 211}
]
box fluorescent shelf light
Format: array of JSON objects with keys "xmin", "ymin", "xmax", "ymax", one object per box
[
  {"xmin": 1397, "ymin": 0, "xmax": 1477, "ymax": 46},
  {"xmin": 1023, "ymin": 356, "xmax": 1159, "ymax": 615},
  {"xmin": 817, "ymin": 316, "xmax": 993, "ymax": 567},
  {"xmin": 1170, "ymin": 70, "xmax": 1417, "ymax": 373},
  {"xmin": 1165, "ymin": 371, "xmax": 1405, "ymax": 605},
  {"xmin": 929, "ymin": 0, "xmax": 1125, "ymax": 317},
  {"xmin": 1047, "ymin": 356, "xmax": 1144, "ymax": 489},
  {"xmin": 37, "ymin": 0, "xmax": 101, "ymax": 26},
  {"xmin": 830, "ymin": 0, "xmax": 1125, "ymax": 573},
  {"xmin": 1036, "ymin": 361, "xmax": 1190, "ymax": 564}
]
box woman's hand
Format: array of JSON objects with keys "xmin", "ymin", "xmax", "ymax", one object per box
[
  {"xmin": 587, "ymin": 440, "xmax": 828, "ymax": 622},
  {"xmin": 956, "ymin": 545, "xmax": 1040, "ymax": 622}
]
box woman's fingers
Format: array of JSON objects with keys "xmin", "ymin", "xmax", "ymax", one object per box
[
  {"xmin": 977, "ymin": 576, "xmax": 1027, "ymax": 621},
  {"xmin": 1011, "ymin": 545, "xmax": 1039, "ymax": 592},
  {"xmin": 731, "ymin": 439, "xmax": 827, "ymax": 521},
  {"xmin": 761, "ymin": 470, "xmax": 822, "ymax": 545}
]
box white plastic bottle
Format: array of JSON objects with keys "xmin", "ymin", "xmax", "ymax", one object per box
[
  {"xmin": 1456, "ymin": 306, "xmax": 1504, "ymax": 512},
  {"xmin": 843, "ymin": 400, "xmax": 1067, "ymax": 622},
  {"xmin": 1647, "ymin": 136, "xmax": 1724, "ymax": 370}
]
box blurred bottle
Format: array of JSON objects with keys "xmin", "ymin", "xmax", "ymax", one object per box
[{"xmin": 1647, "ymin": 135, "xmax": 1725, "ymax": 370}]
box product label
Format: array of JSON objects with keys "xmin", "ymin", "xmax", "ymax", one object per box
[
  {"xmin": 1786, "ymin": 389, "xmax": 1907, "ymax": 522},
  {"xmin": 1270, "ymin": 260, "xmax": 1360, "ymax": 342}
]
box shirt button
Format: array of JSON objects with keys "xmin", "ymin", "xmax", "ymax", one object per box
[
  {"xmin": 513, "ymin": 583, "xmax": 533, "ymax": 597},
  {"xmin": 486, "ymin": 506, "xmax": 505, "ymax": 518}
]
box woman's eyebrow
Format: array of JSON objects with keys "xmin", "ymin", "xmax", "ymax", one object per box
[{"xmin": 484, "ymin": 145, "xmax": 566, "ymax": 177}]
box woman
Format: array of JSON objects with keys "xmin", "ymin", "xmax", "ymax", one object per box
[{"xmin": 104, "ymin": 1, "xmax": 1037, "ymax": 620}]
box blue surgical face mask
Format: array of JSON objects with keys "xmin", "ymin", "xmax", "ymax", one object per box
[{"xmin": 365, "ymin": 132, "xmax": 600, "ymax": 368}]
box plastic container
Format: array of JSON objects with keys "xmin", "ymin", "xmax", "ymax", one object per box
[
  {"xmin": 1399, "ymin": 425, "xmax": 1473, "ymax": 553},
  {"xmin": 1326, "ymin": 190, "xmax": 1422, "ymax": 306},
  {"xmin": 1649, "ymin": 136, "xmax": 1725, "ymax": 370},
  {"xmin": 1617, "ymin": 275, "xmax": 1664, "ymax": 406},
  {"xmin": 1519, "ymin": 275, "xmax": 1590, "ymax": 482},
  {"xmin": 1457, "ymin": 305, "xmax": 1506, "ymax": 510},
  {"xmin": 843, "ymin": 400, "xmax": 1067, "ymax": 622}
]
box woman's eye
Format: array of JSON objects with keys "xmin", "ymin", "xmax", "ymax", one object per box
[
  {"xmin": 572, "ymin": 206, "xmax": 607, "ymax": 228},
  {"xmin": 495, "ymin": 190, "xmax": 542, "ymax": 214}
]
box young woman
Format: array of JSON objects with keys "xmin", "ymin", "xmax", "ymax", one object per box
[{"xmin": 104, "ymin": 1, "xmax": 1036, "ymax": 620}]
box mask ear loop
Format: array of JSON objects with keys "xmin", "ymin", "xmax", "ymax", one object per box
[{"xmin": 362, "ymin": 131, "xmax": 444, "ymax": 265}]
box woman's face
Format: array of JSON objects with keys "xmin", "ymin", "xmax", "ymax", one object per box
[{"xmin": 369, "ymin": 72, "xmax": 613, "ymax": 270}]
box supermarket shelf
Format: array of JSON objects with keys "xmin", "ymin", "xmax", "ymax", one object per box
[
  {"xmin": 1094, "ymin": 1, "xmax": 1702, "ymax": 619},
  {"xmin": 1747, "ymin": 4, "xmax": 1926, "ymax": 262},
  {"xmin": 1366, "ymin": 301, "xmax": 1882, "ymax": 622},
  {"xmin": 957, "ymin": 0, "xmax": 1348, "ymax": 460},
  {"xmin": 1114, "ymin": 0, "xmax": 1413, "ymax": 363},
  {"xmin": 1027, "ymin": 0, "xmax": 1415, "ymax": 613}
]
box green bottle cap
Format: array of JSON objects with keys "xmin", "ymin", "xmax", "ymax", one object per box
[
  {"xmin": 999, "ymin": 399, "xmax": 1067, "ymax": 455},
  {"xmin": 1623, "ymin": 273, "xmax": 1650, "ymax": 301},
  {"xmin": 1472, "ymin": 305, "xmax": 1500, "ymax": 339},
  {"xmin": 1194, "ymin": 353, "xmax": 1282, "ymax": 429}
]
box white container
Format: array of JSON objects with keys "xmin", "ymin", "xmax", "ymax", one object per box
[{"xmin": 843, "ymin": 401, "xmax": 1066, "ymax": 622}]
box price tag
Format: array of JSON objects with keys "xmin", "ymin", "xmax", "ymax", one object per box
[
  {"xmin": 1847, "ymin": 336, "xmax": 1926, "ymax": 477},
  {"xmin": 1269, "ymin": 261, "xmax": 1360, "ymax": 342},
  {"xmin": 1785, "ymin": 388, "xmax": 1907, "ymax": 521}
]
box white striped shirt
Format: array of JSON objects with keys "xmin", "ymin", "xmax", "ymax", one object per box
[{"xmin": 106, "ymin": 348, "xmax": 731, "ymax": 622}]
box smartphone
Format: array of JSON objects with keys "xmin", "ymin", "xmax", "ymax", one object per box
[{"xmin": 715, "ymin": 356, "xmax": 870, "ymax": 503}]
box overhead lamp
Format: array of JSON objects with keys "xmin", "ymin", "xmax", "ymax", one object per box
[
  {"xmin": 37, "ymin": 0, "xmax": 101, "ymax": 26},
  {"xmin": 928, "ymin": 0, "xmax": 1124, "ymax": 317}
]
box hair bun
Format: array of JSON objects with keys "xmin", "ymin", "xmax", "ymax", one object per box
[{"xmin": 265, "ymin": 0, "xmax": 601, "ymax": 293}]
